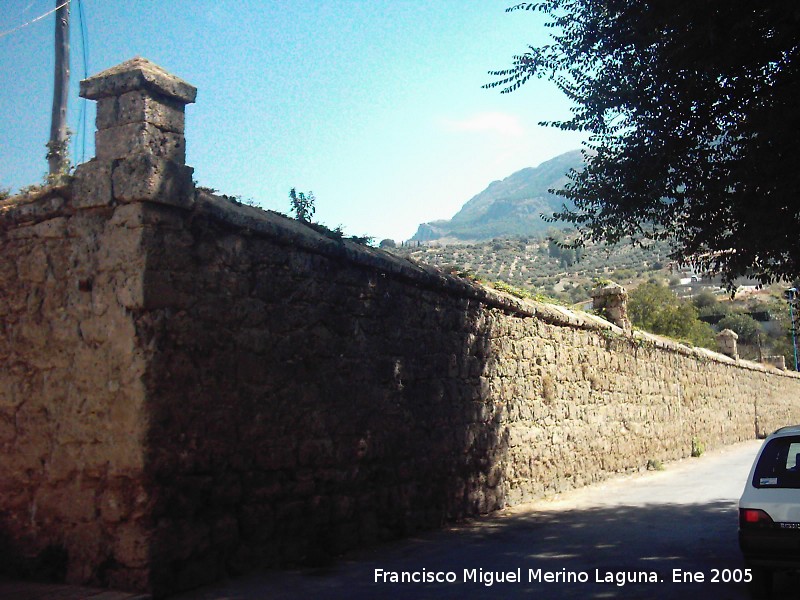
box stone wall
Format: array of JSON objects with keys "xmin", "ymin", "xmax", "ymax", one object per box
[
  {"xmin": 0, "ymin": 189, "xmax": 151, "ymax": 589},
  {"xmin": 3, "ymin": 58, "xmax": 800, "ymax": 597}
]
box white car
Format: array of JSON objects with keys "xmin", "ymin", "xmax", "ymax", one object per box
[{"xmin": 739, "ymin": 425, "xmax": 800, "ymax": 597}]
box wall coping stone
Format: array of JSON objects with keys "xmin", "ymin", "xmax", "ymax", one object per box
[
  {"xmin": 190, "ymin": 190, "xmax": 800, "ymax": 380},
  {"xmin": 0, "ymin": 185, "xmax": 72, "ymax": 227}
]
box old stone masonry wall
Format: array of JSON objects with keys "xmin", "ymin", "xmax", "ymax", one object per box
[{"xmin": 3, "ymin": 58, "xmax": 800, "ymax": 597}]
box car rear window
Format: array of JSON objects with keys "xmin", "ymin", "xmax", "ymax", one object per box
[{"xmin": 753, "ymin": 436, "xmax": 800, "ymax": 488}]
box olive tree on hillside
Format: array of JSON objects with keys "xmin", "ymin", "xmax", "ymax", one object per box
[{"xmin": 487, "ymin": 1, "xmax": 800, "ymax": 287}]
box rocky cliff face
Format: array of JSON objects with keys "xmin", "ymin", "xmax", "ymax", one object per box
[{"xmin": 412, "ymin": 150, "xmax": 583, "ymax": 242}]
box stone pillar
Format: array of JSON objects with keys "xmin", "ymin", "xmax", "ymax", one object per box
[
  {"xmin": 73, "ymin": 57, "xmax": 197, "ymax": 209},
  {"xmin": 717, "ymin": 328, "xmax": 739, "ymax": 359},
  {"xmin": 763, "ymin": 355, "xmax": 787, "ymax": 370},
  {"xmin": 591, "ymin": 282, "xmax": 631, "ymax": 330}
]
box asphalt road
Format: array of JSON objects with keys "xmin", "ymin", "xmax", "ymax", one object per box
[{"xmin": 175, "ymin": 439, "xmax": 793, "ymax": 600}]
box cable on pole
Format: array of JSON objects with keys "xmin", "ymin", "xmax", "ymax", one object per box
[{"xmin": 0, "ymin": 0, "xmax": 70, "ymax": 40}]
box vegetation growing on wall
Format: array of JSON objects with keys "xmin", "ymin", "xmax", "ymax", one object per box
[
  {"xmin": 289, "ymin": 187, "xmax": 315, "ymax": 223},
  {"xmin": 288, "ymin": 188, "xmax": 374, "ymax": 246}
]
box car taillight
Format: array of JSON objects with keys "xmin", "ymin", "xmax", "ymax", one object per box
[{"xmin": 740, "ymin": 508, "xmax": 775, "ymax": 528}]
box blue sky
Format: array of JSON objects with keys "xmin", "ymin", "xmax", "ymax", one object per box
[{"xmin": 0, "ymin": 1, "xmax": 585, "ymax": 242}]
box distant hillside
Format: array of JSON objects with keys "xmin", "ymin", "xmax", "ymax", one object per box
[
  {"xmin": 392, "ymin": 236, "xmax": 673, "ymax": 305},
  {"xmin": 412, "ymin": 150, "xmax": 582, "ymax": 242}
]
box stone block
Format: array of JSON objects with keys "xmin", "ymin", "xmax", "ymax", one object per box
[
  {"xmin": 24, "ymin": 217, "xmax": 68, "ymax": 238},
  {"xmin": 210, "ymin": 514, "xmax": 240, "ymax": 550},
  {"xmin": 100, "ymin": 486, "xmax": 129, "ymax": 524},
  {"xmin": 96, "ymin": 122, "xmax": 185, "ymax": 163},
  {"xmin": 108, "ymin": 202, "xmax": 186, "ymax": 231},
  {"xmin": 142, "ymin": 270, "xmax": 193, "ymax": 309},
  {"xmin": 96, "ymin": 227, "xmax": 144, "ymax": 272},
  {"xmin": 298, "ymin": 439, "xmax": 335, "ymax": 467},
  {"xmin": 34, "ymin": 481, "xmax": 97, "ymax": 523},
  {"xmin": 763, "ymin": 355, "xmax": 787, "ymax": 370},
  {"xmin": 16, "ymin": 245, "xmax": 48, "ymax": 283},
  {"xmin": 112, "ymin": 153, "xmax": 194, "ymax": 208},
  {"xmin": 115, "ymin": 273, "xmax": 146, "ymax": 309},
  {"xmin": 64, "ymin": 522, "xmax": 105, "ymax": 582},
  {"xmin": 79, "ymin": 316, "xmax": 112, "ymax": 345},
  {"xmin": 716, "ymin": 329, "xmax": 739, "ymax": 359},
  {"xmin": 72, "ymin": 161, "xmax": 113, "ymax": 208},
  {"xmin": 107, "ymin": 566, "xmax": 150, "ymax": 595},
  {"xmin": 0, "ymin": 194, "xmax": 66, "ymax": 227},
  {"xmin": 152, "ymin": 519, "xmax": 210, "ymax": 563},
  {"xmin": 254, "ymin": 443, "xmax": 297, "ymax": 471},
  {"xmin": 209, "ymin": 473, "xmax": 243, "ymax": 507},
  {"xmin": 113, "ymin": 521, "xmax": 150, "ymax": 568},
  {"xmin": 96, "ymin": 90, "xmax": 185, "ymax": 133}
]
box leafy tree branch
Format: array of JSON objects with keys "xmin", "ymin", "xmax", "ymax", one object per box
[{"xmin": 488, "ymin": 1, "xmax": 800, "ymax": 287}]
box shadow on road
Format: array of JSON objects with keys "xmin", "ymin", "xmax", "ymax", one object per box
[{"xmin": 175, "ymin": 497, "xmax": 800, "ymax": 599}]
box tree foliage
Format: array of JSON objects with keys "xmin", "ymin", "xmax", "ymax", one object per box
[
  {"xmin": 488, "ymin": 1, "xmax": 800, "ymax": 287},
  {"xmin": 547, "ymin": 230, "xmax": 584, "ymax": 267},
  {"xmin": 628, "ymin": 282, "xmax": 716, "ymax": 347},
  {"xmin": 691, "ymin": 290, "xmax": 719, "ymax": 311},
  {"xmin": 717, "ymin": 313, "xmax": 762, "ymax": 345}
]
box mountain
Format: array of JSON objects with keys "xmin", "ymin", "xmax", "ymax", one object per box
[{"xmin": 411, "ymin": 150, "xmax": 583, "ymax": 242}]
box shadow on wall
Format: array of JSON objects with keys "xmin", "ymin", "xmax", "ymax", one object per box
[
  {"xmin": 137, "ymin": 204, "xmax": 511, "ymax": 593},
  {"xmin": 0, "ymin": 532, "xmax": 68, "ymax": 584}
]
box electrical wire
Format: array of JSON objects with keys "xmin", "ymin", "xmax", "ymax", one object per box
[
  {"xmin": 0, "ymin": 0, "xmax": 71, "ymax": 40},
  {"xmin": 77, "ymin": 0, "xmax": 88, "ymax": 76},
  {"xmin": 22, "ymin": 1, "xmax": 45, "ymax": 15}
]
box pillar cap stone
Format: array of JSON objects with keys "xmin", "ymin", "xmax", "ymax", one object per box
[
  {"xmin": 80, "ymin": 56, "xmax": 197, "ymax": 104},
  {"xmin": 591, "ymin": 282, "xmax": 627, "ymax": 297},
  {"xmin": 717, "ymin": 328, "xmax": 739, "ymax": 340}
]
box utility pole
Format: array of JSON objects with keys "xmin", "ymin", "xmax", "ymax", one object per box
[
  {"xmin": 787, "ymin": 287, "xmax": 799, "ymax": 371},
  {"xmin": 47, "ymin": 0, "xmax": 70, "ymax": 179}
]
